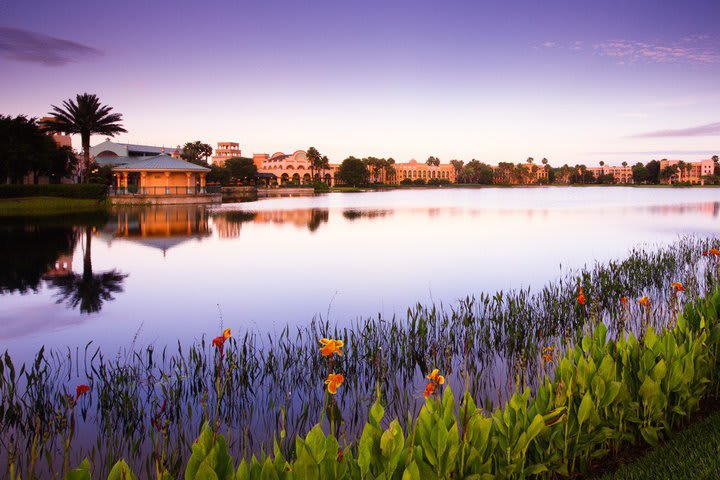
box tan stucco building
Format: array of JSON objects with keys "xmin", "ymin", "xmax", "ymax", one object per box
[{"xmin": 112, "ymin": 154, "xmax": 210, "ymax": 195}]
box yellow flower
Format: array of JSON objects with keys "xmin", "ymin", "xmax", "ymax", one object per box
[
  {"xmin": 426, "ymin": 368, "xmax": 445, "ymax": 385},
  {"xmin": 319, "ymin": 338, "xmax": 344, "ymax": 357},
  {"xmin": 325, "ymin": 373, "xmax": 344, "ymax": 394},
  {"xmin": 638, "ymin": 296, "xmax": 650, "ymax": 307},
  {"xmin": 223, "ymin": 328, "xmax": 232, "ymax": 339}
]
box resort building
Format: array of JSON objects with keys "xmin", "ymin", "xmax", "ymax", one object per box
[
  {"xmin": 252, "ymin": 150, "xmax": 341, "ymax": 185},
  {"xmin": 211, "ymin": 142, "xmax": 241, "ymax": 166},
  {"xmin": 659, "ymin": 159, "xmax": 715, "ymax": 184},
  {"xmin": 111, "ymin": 154, "xmax": 210, "ymax": 195},
  {"xmin": 394, "ymin": 160, "xmax": 456, "ymax": 184},
  {"xmin": 91, "ymin": 139, "xmax": 183, "ymax": 167},
  {"xmin": 40, "ymin": 117, "xmax": 72, "ymax": 149},
  {"xmin": 587, "ymin": 164, "xmax": 634, "ymax": 184}
]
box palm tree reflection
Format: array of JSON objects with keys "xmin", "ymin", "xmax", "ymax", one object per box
[{"xmin": 49, "ymin": 226, "xmax": 127, "ymax": 314}]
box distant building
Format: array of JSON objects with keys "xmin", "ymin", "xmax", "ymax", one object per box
[
  {"xmin": 252, "ymin": 150, "xmax": 340, "ymax": 185},
  {"xmin": 90, "ymin": 139, "xmax": 182, "ymax": 168},
  {"xmin": 39, "ymin": 117, "xmax": 72, "ymax": 149},
  {"xmin": 211, "ymin": 142, "xmax": 241, "ymax": 165},
  {"xmin": 659, "ymin": 159, "xmax": 714, "ymax": 184},
  {"xmin": 587, "ymin": 164, "xmax": 634, "ymax": 184},
  {"xmin": 394, "ymin": 159, "xmax": 456, "ymax": 184}
]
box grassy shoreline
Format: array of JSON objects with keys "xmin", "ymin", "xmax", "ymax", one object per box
[{"xmin": 0, "ymin": 196, "xmax": 109, "ymax": 216}]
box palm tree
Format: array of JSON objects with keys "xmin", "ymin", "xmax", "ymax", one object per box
[
  {"xmin": 541, "ymin": 158, "xmax": 548, "ymax": 166},
  {"xmin": 622, "ymin": 161, "xmax": 628, "ymax": 167},
  {"xmin": 527, "ymin": 157, "xmax": 534, "ymax": 164},
  {"xmin": 318, "ymin": 155, "xmax": 330, "ymax": 183},
  {"xmin": 49, "ymin": 226, "xmax": 127, "ymax": 313},
  {"xmin": 306, "ymin": 147, "xmax": 321, "ymax": 183},
  {"xmin": 599, "ymin": 161, "xmax": 605, "ymax": 167},
  {"xmin": 43, "ymin": 93, "xmax": 126, "ymax": 182}
]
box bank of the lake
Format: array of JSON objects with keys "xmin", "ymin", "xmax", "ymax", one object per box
[{"xmin": 0, "ymin": 196, "xmax": 109, "ymax": 216}]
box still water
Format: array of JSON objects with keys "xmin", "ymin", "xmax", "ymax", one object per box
[{"xmin": 2, "ymin": 187, "xmax": 720, "ymax": 360}]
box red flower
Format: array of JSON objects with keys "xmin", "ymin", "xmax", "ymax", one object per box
[
  {"xmin": 75, "ymin": 384, "xmax": 90, "ymax": 401},
  {"xmin": 212, "ymin": 336, "xmax": 226, "ymax": 349},
  {"xmin": 576, "ymin": 287, "xmax": 586, "ymax": 306},
  {"xmin": 423, "ymin": 382, "xmax": 437, "ymax": 399},
  {"xmin": 671, "ymin": 282, "xmax": 684, "ymax": 292},
  {"xmin": 620, "ymin": 296, "xmax": 628, "ymax": 305},
  {"xmin": 702, "ymin": 251, "xmax": 708, "ymax": 257}
]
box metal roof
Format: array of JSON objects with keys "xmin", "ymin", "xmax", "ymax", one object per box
[
  {"xmin": 95, "ymin": 156, "xmax": 146, "ymax": 168},
  {"xmin": 112, "ymin": 155, "xmax": 210, "ymax": 172},
  {"xmin": 123, "ymin": 143, "xmax": 182, "ymax": 155}
]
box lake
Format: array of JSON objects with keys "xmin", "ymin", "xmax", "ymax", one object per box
[{"xmin": 2, "ymin": 186, "xmax": 720, "ymax": 362}]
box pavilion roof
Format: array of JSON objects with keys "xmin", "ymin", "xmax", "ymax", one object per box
[{"xmin": 112, "ymin": 154, "xmax": 210, "ymax": 172}]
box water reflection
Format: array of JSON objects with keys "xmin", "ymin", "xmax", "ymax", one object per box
[
  {"xmin": 0, "ymin": 217, "xmax": 76, "ymax": 294},
  {"xmin": 103, "ymin": 206, "xmax": 211, "ymax": 254},
  {"xmin": 47, "ymin": 226, "xmax": 128, "ymax": 314}
]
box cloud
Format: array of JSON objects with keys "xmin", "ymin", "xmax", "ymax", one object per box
[
  {"xmin": 632, "ymin": 122, "xmax": 720, "ymax": 138},
  {"xmin": 593, "ymin": 38, "xmax": 720, "ymax": 65},
  {"xmin": 0, "ymin": 27, "xmax": 102, "ymax": 66},
  {"xmin": 540, "ymin": 41, "xmax": 556, "ymax": 48},
  {"xmin": 621, "ymin": 113, "xmax": 648, "ymax": 118}
]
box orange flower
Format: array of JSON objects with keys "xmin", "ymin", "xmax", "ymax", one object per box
[
  {"xmin": 223, "ymin": 328, "xmax": 232, "ymax": 339},
  {"xmin": 710, "ymin": 248, "xmax": 720, "ymax": 256},
  {"xmin": 671, "ymin": 282, "xmax": 684, "ymax": 292},
  {"xmin": 337, "ymin": 449, "xmax": 344, "ymax": 462},
  {"xmin": 426, "ymin": 368, "xmax": 445, "ymax": 385},
  {"xmin": 325, "ymin": 373, "xmax": 344, "ymax": 394},
  {"xmin": 576, "ymin": 287, "xmax": 586, "ymax": 306},
  {"xmin": 542, "ymin": 345, "xmax": 555, "ymax": 363},
  {"xmin": 638, "ymin": 296, "xmax": 650, "ymax": 307},
  {"xmin": 620, "ymin": 296, "xmax": 628, "ymax": 305},
  {"xmin": 75, "ymin": 384, "xmax": 90, "ymax": 400},
  {"xmin": 319, "ymin": 338, "xmax": 344, "ymax": 357},
  {"xmin": 423, "ymin": 382, "xmax": 437, "ymax": 399}
]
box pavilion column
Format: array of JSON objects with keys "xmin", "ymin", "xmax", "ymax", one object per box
[
  {"xmin": 165, "ymin": 172, "xmax": 170, "ymax": 195},
  {"xmin": 200, "ymin": 173, "xmax": 206, "ymax": 193},
  {"xmin": 186, "ymin": 172, "xmax": 191, "ymax": 194},
  {"xmin": 140, "ymin": 172, "xmax": 146, "ymax": 194}
]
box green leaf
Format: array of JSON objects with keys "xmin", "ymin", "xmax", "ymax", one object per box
[
  {"xmin": 577, "ymin": 392, "xmax": 595, "ymax": 427},
  {"xmin": 67, "ymin": 458, "xmax": 91, "ymax": 480},
  {"xmin": 107, "ymin": 460, "xmax": 137, "ymax": 480}
]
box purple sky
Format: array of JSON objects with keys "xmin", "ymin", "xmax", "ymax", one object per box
[{"xmin": 1, "ymin": 0, "xmax": 719, "ymax": 165}]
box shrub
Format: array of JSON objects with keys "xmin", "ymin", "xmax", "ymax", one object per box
[
  {"xmin": 0, "ymin": 184, "xmax": 107, "ymax": 199},
  {"xmin": 412, "ymin": 178, "xmax": 426, "ymax": 185},
  {"xmin": 400, "ymin": 178, "xmax": 413, "ymax": 185},
  {"xmin": 427, "ymin": 178, "xmax": 451, "ymax": 186}
]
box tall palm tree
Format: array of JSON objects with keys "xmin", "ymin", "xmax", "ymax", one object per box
[
  {"xmin": 43, "ymin": 94, "xmax": 126, "ymax": 182},
  {"xmin": 49, "ymin": 226, "xmax": 127, "ymax": 313},
  {"xmin": 541, "ymin": 158, "xmax": 548, "ymax": 166},
  {"xmin": 306, "ymin": 147, "xmax": 321, "ymax": 183}
]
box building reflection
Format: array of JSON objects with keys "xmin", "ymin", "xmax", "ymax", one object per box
[
  {"xmin": 212, "ymin": 208, "xmax": 330, "ymax": 238},
  {"xmin": 103, "ymin": 206, "xmax": 211, "ymax": 254}
]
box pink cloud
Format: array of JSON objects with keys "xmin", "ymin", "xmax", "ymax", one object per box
[
  {"xmin": 633, "ymin": 122, "xmax": 720, "ymax": 138},
  {"xmin": 593, "ymin": 38, "xmax": 720, "ymax": 65}
]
